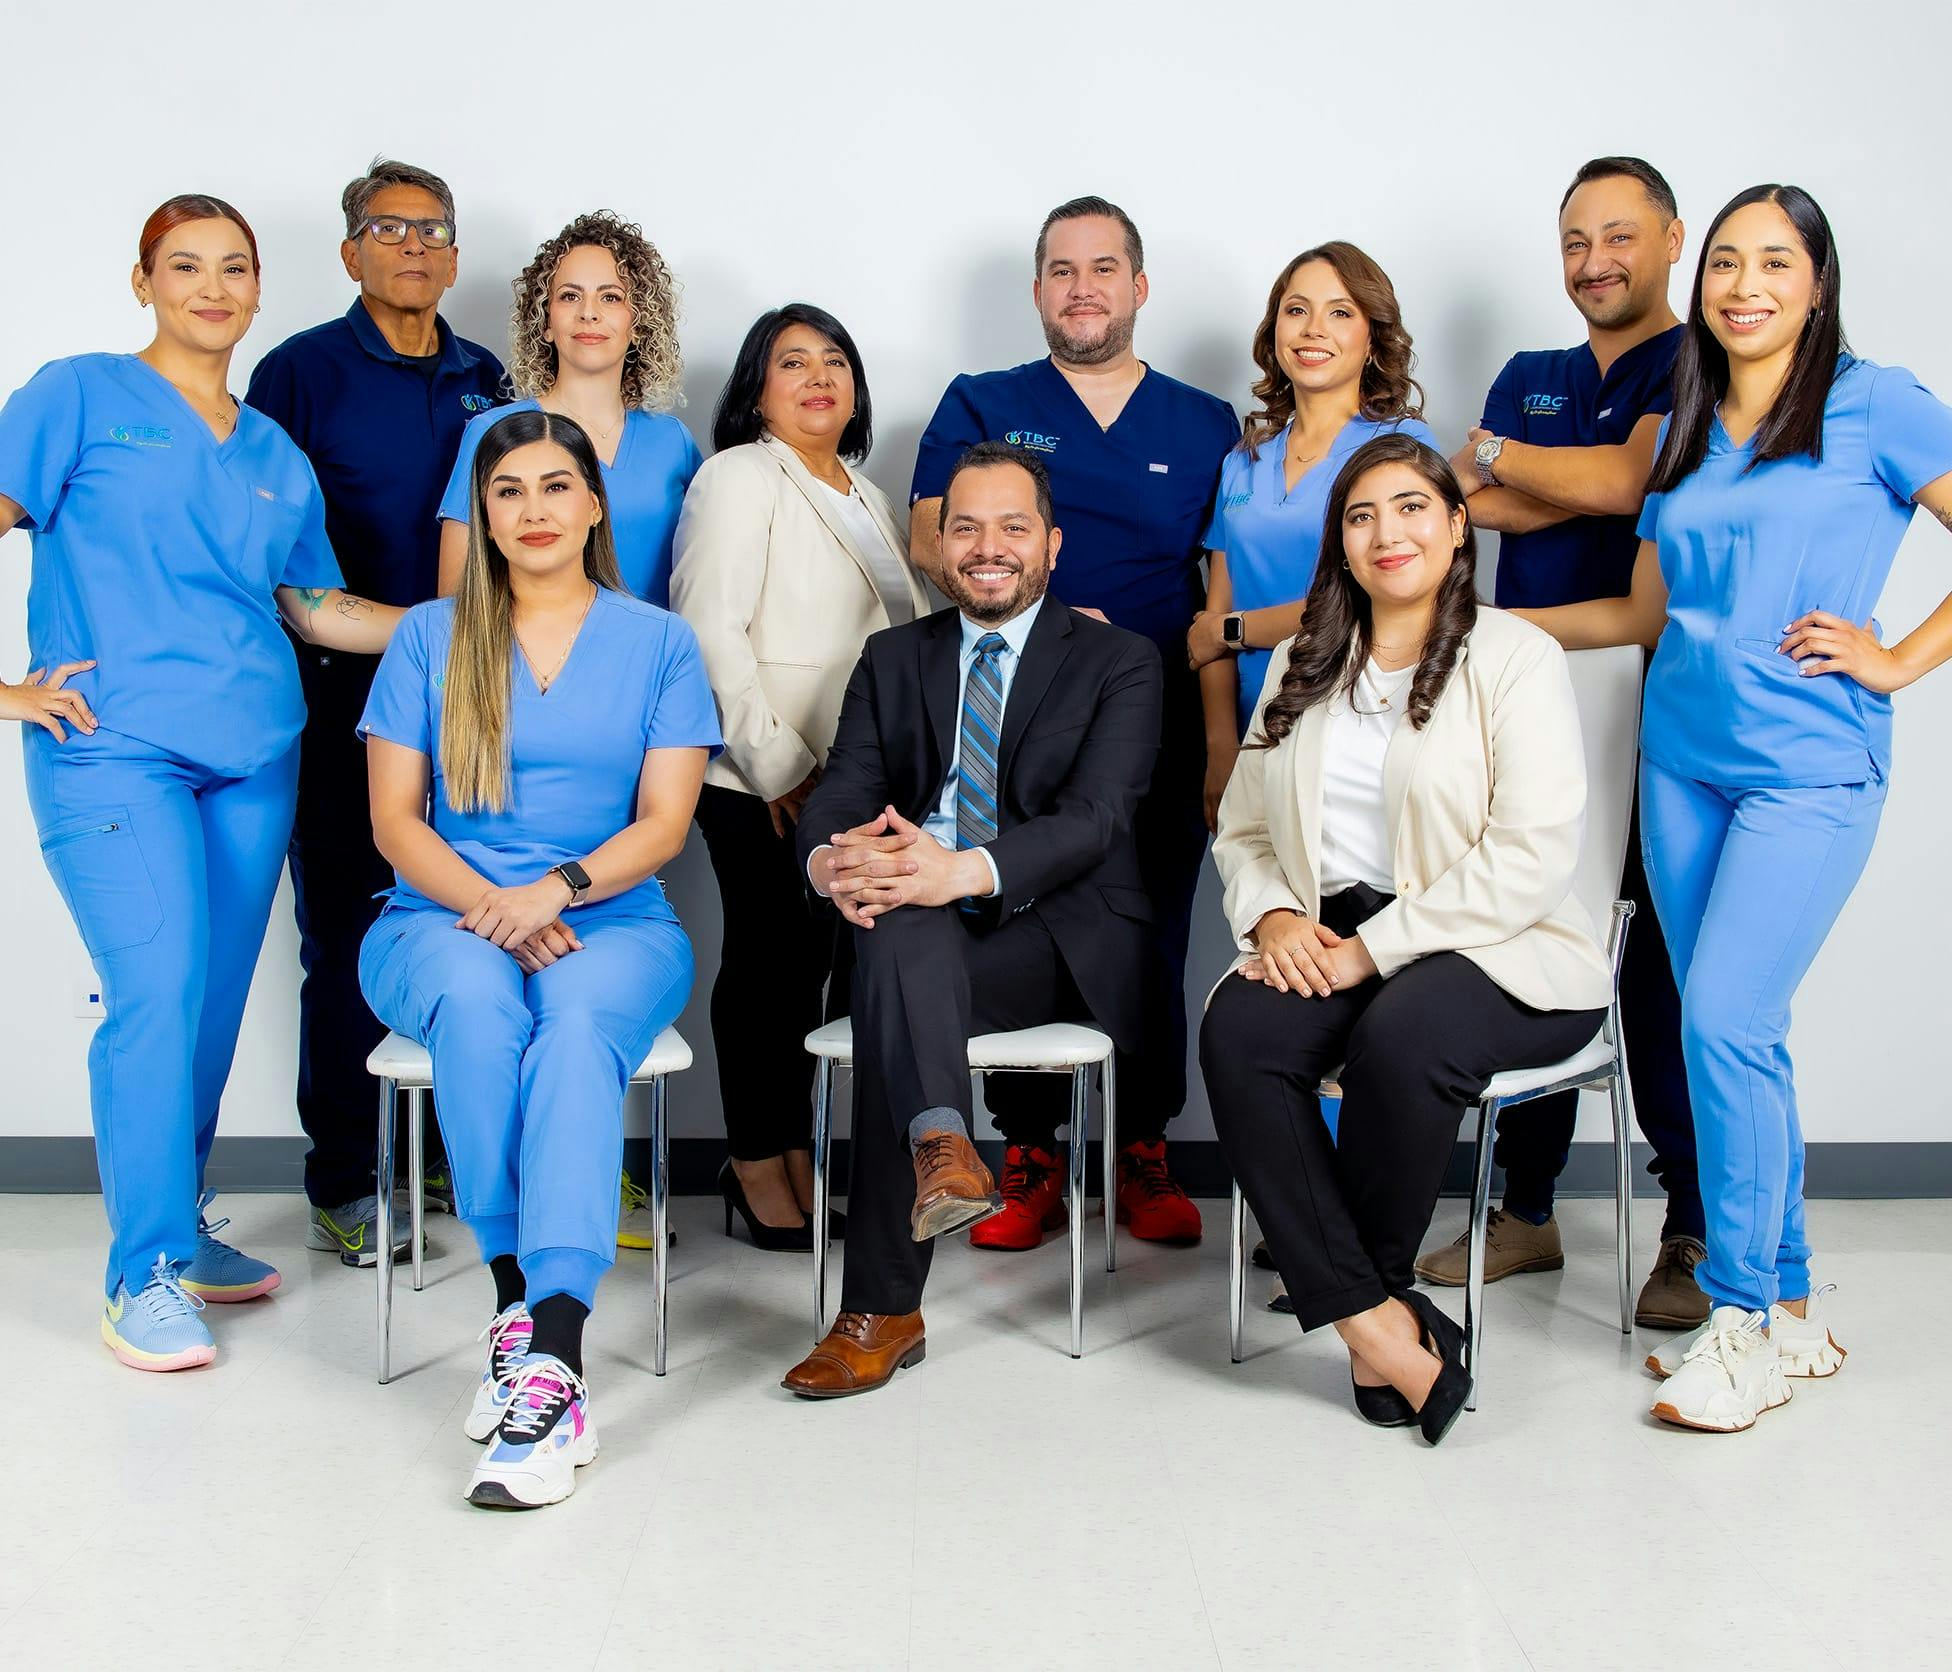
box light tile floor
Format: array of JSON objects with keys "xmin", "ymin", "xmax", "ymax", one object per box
[{"xmin": 3, "ymin": 1193, "xmax": 1948, "ymax": 1671}]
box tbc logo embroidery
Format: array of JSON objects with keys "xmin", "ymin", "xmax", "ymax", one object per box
[
  {"xmin": 1520, "ymin": 394, "xmax": 1568, "ymax": 417},
  {"xmin": 1222, "ymin": 491, "xmax": 1253, "ymax": 510},
  {"xmin": 108, "ymin": 424, "xmax": 173, "ymax": 447},
  {"xmin": 460, "ymin": 394, "xmax": 496, "ymax": 412},
  {"xmin": 1004, "ymin": 429, "xmax": 1059, "ymax": 453}
]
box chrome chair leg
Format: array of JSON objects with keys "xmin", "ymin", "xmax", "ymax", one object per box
[
  {"xmin": 375, "ymin": 1078, "xmax": 397, "ymax": 1385},
  {"xmin": 407, "ymin": 1088, "xmax": 426, "ymax": 1293},
  {"xmin": 1102, "ymin": 1050, "xmax": 1118, "ymax": 1273},
  {"xmin": 1608, "ymin": 1061, "xmax": 1635, "ymax": 1336},
  {"xmin": 812, "ymin": 1057, "xmax": 834, "ymax": 1341},
  {"xmin": 652, "ymin": 1073, "xmax": 670, "ymax": 1376},
  {"xmin": 1068, "ymin": 1064, "xmax": 1088, "ymax": 1359},
  {"xmin": 1228, "ymin": 1182, "xmax": 1245, "ymax": 1365},
  {"xmin": 1464, "ymin": 1097, "xmax": 1498, "ymax": 1412}
]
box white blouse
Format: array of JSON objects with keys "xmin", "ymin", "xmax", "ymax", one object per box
[
  {"xmin": 817, "ymin": 477, "xmax": 916, "ymax": 627},
  {"xmin": 1317, "ymin": 657, "xmax": 1417, "ymax": 895}
]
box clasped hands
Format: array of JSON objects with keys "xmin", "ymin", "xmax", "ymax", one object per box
[
  {"xmin": 812, "ymin": 805, "xmax": 994, "ymax": 929},
  {"xmin": 457, "ymin": 873, "xmax": 583, "ymax": 973},
  {"xmin": 1239, "ymin": 908, "xmax": 1377, "ymax": 996}
]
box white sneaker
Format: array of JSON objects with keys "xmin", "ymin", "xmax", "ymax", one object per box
[
  {"xmin": 1772, "ymin": 1286, "xmax": 1847, "ymax": 1378},
  {"xmin": 465, "ymin": 1357, "xmax": 597, "ymax": 1509},
  {"xmin": 1646, "ymin": 1317, "xmax": 1710, "ymax": 1379},
  {"xmin": 1650, "ymin": 1307, "xmax": 1791, "ymax": 1433},
  {"xmin": 463, "ymin": 1304, "xmax": 532, "ymax": 1442}
]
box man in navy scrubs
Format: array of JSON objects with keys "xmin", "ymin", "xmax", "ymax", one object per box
[
  {"xmin": 1422, "ymin": 156, "xmax": 1706, "ymax": 1329},
  {"xmin": 909, "ymin": 196, "xmax": 1235, "ymax": 1249},
  {"xmin": 245, "ymin": 157, "xmax": 504, "ymax": 1266}
]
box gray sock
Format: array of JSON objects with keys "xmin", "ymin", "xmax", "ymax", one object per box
[{"xmin": 907, "ymin": 1106, "xmax": 969, "ymax": 1149}]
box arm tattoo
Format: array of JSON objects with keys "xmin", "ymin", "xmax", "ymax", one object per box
[
  {"xmin": 1933, "ymin": 503, "xmax": 1952, "ymax": 536},
  {"xmin": 295, "ymin": 587, "xmax": 328, "ymax": 614},
  {"xmin": 335, "ymin": 593, "xmax": 374, "ymax": 619}
]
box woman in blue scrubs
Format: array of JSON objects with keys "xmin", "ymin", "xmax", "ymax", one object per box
[
  {"xmin": 0, "ymin": 196, "xmax": 405, "ymax": 1372},
  {"xmin": 437, "ymin": 211, "xmax": 700, "ymax": 607},
  {"xmin": 1526, "ymin": 185, "xmax": 1952, "ymax": 1434},
  {"xmin": 1188, "ymin": 242, "xmax": 1435, "ymax": 826},
  {"xmin": 360, "ymin": 409, "xmax": 718, "ymax": 1509}
]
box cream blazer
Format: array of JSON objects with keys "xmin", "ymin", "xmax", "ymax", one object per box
[
  {"xmin": 1211, "ymin": 608, "xmax": 1612, "ymax": 1014},
  {"xmin": 670, "ymin": 436, "xmax": 929, "ymax": 799}
]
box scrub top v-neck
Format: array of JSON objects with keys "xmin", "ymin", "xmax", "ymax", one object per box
[
  {"xmin": 1204, "ymin": 413, "xmax": 1437, "ymax": 735},
  {"xmin": 0, "ymin": 353, "xmax": 343, "ymax": 775},
  {"xmin": 911, "ymin": 357, "xmax": 1237, "ymax": 649}
]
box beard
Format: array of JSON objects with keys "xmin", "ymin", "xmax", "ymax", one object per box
[
  {"xmin": 1571, "ymin": 273, "xmax": 1652, "ymax": 330},
  {"xmin": 942, "ymin": 551, "xmax": 1053, "ymax": 624},
  {"xmin": 1041, "ymin": 303, "xmax": 1137, "ymax": 366}
]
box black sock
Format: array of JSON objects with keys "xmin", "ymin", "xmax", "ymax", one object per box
[
  {"xmin": 489, "ymin": 1255, "xmax": 525, "ymax": 1315},
  {"xmin": 527, "ymin": 1293, "xmax": 589, "ymax": 1377}
]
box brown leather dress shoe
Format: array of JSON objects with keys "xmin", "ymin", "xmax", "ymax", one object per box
[
  {"xmin": 781, "ymin": 1311, "xmax": 926, "ymax": 1399},
  {"xmin": 909, "ymin": 1130, "xmax": 1001, "ymax": 1242}
]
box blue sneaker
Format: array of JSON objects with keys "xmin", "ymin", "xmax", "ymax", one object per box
[
  {"xmin": 463, "ymin": 1305, "xmax": 533, "ymax": 1442},
  {"xmin": 180, "ymin": 1192, "xmax": 281, "ymax": 1303},
  {"xmin": 464, "ymin": 1357, "xmax": 597, "ymax": 1509},
  {"xmin": 102, "ymin": 1255, "xmax": 217, "ymax": 1373}
]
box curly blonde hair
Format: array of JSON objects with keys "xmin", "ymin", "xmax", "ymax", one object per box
[{"xmin": 506, "ymin": 210, "xmax": 683, "ymax": 411}]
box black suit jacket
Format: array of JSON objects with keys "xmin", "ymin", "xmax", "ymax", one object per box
[{"xmin": 798, "ymin": 595, "xmax": 1163, "ymax": 1051}]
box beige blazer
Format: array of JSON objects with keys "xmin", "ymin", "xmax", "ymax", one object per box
[
  {"xmin": 1211, "ymin": 607, "xmax": 1611, "ymax": 1013},
  {"xmin": 670, "ymin": 436, "xmax": 929, "ymax": 799}
]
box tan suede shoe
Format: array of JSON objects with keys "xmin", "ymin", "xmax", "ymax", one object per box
[
  {"xmin": 1414, "ymin": 1210, "xmax": 1564, "ymax": 1286},
  {"xmin": 1634, "ymin": 1235, "xmax": 1711, "ymax": 1329},
  {"xmin": 781, "ymin": 1311, "xmax": 926, "ymax": 1399},
  {"xmin": 910, "ymin": 1131, "xmax": 1001, "ymax": 1241}
]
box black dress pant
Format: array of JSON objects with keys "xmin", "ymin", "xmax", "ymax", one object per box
[
  {"xmin": 694, "ymin": 783, "xmax": 842, "ymax": 1160},
  {"xmin": 1200, "ymin": 885, "xmax": 1606, "ymax": 1332},
  {"xmin": 839, "ymin": 904, "xmax": 1089, "ymax": 1316}
]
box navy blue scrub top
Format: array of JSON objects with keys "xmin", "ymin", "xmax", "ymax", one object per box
[
  {"xmin": 244, "ymin": 301, "xmax": 505, "ymax": 606},
  {"xmin": 911, "ymin": 359, "xmax": 1237, "ymax": 649},
  {"xmin": 1484, "ymin": 324, "xmax": 1682, "ymax": 609}
]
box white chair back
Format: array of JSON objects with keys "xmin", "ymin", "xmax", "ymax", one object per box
[{"xmin": 1562, "ymin": 646, "xmax": 1644, "ymax": 935}]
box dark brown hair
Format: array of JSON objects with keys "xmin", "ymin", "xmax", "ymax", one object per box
[
  {"xmin": 1252, "ymin": 434, "xmax": 1476, "ymax": 748},
  {"xmin": 1240, "ymin": 241, "xmax": 1422, "ymax": 458}
]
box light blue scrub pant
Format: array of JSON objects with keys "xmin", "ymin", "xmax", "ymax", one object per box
[
  {"xmin": 358, "ymin": 902, "xmax": 693, "ymax": 1309},
  {"xmin": 24, "ymin": 730, "xmax": 300, "ymax": 1297},
  {"xmin": 1640, "ymin": 759, "xmax": 1886, "ymax": 1316}
]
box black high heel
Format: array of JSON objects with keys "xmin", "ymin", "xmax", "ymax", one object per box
[
  {"xmin": 719, "ymin": 1161, "xmax": 814, "ymax": 1252},
  {"xmin": 1351, "ymin": 1370, "xmax": 1416, "ymax": 1428},
  {"xmin": 1402, "ymin": 1289, "xmax": 1470, "ymax": 1446}
]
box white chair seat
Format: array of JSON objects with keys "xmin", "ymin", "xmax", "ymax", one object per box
[
  {"xmin": 803, "ymin": 1018, "xmax": 1111, "ymax": 1070},
  {"xmin": 366, "ymin": 1026, "xmax": 693, "ymax": 1085},
  {"xmin": 1482, "ymin": 1031, "xmax": 1614, "ymax": 1103}
]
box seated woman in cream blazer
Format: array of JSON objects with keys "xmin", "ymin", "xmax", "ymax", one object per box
[
  {"xmin": 670, "ymin": 303, "xmax": 927, "ymax": 1248},
  {"xmin": 1201, "ymin": 434, "xmax": 1609, "ymax": 1446}
]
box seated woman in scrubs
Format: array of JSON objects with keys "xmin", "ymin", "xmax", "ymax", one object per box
[
  {"xmin": 1523, "ymin": 185, "xmax": 1952, "ymax": 1435},
  {"xmin": 359, "ymin": 408, "xmax": 720, "ymax": 1509},
  {"xmin": 0, "ymin": 195, "xmax": 404, "ymax": 1374},
  {"xmin": 1188, "ymin": 242, "xmax": 1435, "ymax": 828}
]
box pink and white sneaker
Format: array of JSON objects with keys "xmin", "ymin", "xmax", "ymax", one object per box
[
  {"xmin": 464, "ymin": 1357, "xmax": 597, "ymax": 1509},
  {"xmin": 463, "ymin": 1305, "xmax": 533, "ymax": 1442}
]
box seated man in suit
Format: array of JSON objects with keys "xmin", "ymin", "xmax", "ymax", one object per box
[{"xmin": 781, "ymin": 441, "xmax": 1163, "ymax": 1397}]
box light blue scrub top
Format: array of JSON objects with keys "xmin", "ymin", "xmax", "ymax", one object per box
[
  {"xmin": 1203, "ymin": 414, "xmax": 1436, "ymax": 736},
  {"xmin": 438, "ymin": 400, "xmax": 702, "ymax": 606},
  {"xmin": 1637, "ymin": 358, "xmax": 1952, "ymax": 788},
  {"xmin": 0, "ymin": 353, "xmax": 342, "ymax": 776},
  {"xmin": 358, "ymin": 589, "xmax": 722, "ymax": 921}
]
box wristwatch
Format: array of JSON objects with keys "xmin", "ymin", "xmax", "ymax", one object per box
[
  {"xmin": 1473, "ymin": 435, "xmax": 1506, "ymax": 486},
  {"xmin": 549, "ymin": 860, "xmax": 592, "ymax": 907},
  {"xmin": 1221, "ymin": 612, "xmax": 1247, "ymax": 651}
]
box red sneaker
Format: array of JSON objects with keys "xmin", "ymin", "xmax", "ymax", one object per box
[
  {"xmin": 968, "ymin": 1144, "xmax": 1065, "ymax": 1250},
  {"xmin": 1114, "ymin": 1140, "xmax": 1203, "ymax": 1244}
]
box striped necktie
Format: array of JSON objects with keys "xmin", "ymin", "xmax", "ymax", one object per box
[{"xmin": 955, "ymin": 633, "xmax": 1008, "ymax": 850}]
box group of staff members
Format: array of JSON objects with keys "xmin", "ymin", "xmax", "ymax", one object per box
[{"xmin": 3, "ymin": 152, "xmax": 1950, "ymax": 1510}]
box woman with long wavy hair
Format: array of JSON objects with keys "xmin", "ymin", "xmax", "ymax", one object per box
[
  {"xmin": 359, "ymin": 409, "xmax": 721, "ymax": 1508},
  {"xmin": 1201, "ymin": 434, "xmax": 1609, "ymax": 1444}
]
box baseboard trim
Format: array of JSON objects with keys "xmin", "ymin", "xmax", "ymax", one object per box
[{"xmin": 7, "ymin": 1136, "xmax": 1952, "ymax": 1199}]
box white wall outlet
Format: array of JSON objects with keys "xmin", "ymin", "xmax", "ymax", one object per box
[{"xmin": 72, "ymin": 976, "xmax": 105, "ymax": 1019}]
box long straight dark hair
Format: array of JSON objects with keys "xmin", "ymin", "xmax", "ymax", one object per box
[
  {"xmin": 1647, "ymin": 183, "xmax": 1848, "ymax": 494},
  {"xmin": 1252, "ymin": 434, "xmax": 1477, "ymax": 748}
]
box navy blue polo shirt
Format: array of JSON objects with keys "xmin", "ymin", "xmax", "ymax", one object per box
[
  {"xmin": 244, "ymin": 300, "xmax": 505, "ymax": 605},
  {"xmin": 911, "ymin": 358, "xmax": 1237, "ymax": 650},
  {"xmin": 1484, "ymin": 324, "xmax": 1682, "ymax": 608}
]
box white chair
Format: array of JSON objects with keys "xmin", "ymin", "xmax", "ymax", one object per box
[
  {"xmin": 366, "ymin": 1026, "xmax": 693, "ymax": 1385},
  {"xmin": 1227, "ymin": 645, "xmax": 1646, "ymax": 1410},
  {"xmin": 806, "ymin": 1019, "xmax": 1117, "ymax": 1358}
]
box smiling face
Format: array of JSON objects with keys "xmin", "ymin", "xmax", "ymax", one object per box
[
  {"xmin": 544, "ymin": 244, "xmax": 634, "ymax": 381},
  {"xmin": 1035, "ymin": 214, "xmax": 1148, "ymax": 367},
  {"xmin": 482, "ymin": 438, "xmax": 603, "ymax": 582},
  {"xmin": 1339, "ymin": 460, "xmax": 1465, "ymax": 612},
  {"xmin": 131, "ymin": 217, "xmax": 260, "ymax": 353},
  {"xmin": 342, "ymin": 183, "xmax": 458, "ymax": 313},
  {"xmin": 1273, "ymin": 257, "xmax": 1369, "ymax": 403},
  {"xmin": 1559, "ymin": 174, "xmax": 1682, "ymax": 330},
  {"xmin": 938, "ymin": 461, "xmax": 1061, "ymax": 625},
  {"xmin": 756, "ymin": 325, "xmax": 855, "ymax": 451},
  {"xmin": 1700, "ymin": 199, "xmax": 1817, "ymax": 368}
]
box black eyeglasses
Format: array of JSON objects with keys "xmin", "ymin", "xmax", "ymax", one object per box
[{"xmin": 360, "ymin": 217, "xmax": 455, "ymax": 249}]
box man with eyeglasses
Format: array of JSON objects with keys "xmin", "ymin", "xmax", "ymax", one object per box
[{"xmin": 245, "ymin": 156, "xmax": 505, "ymax": 1269}]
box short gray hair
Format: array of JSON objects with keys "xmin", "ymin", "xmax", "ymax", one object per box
[{"xmin": 341, "ymin": 156, "xmax": 457, "ymax": 240}]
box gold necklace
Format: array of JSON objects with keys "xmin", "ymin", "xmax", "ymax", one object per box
[
  {"xmin": 514, "ymin": 585, "xmax": 597, "ymax": 693},
  {"xmin": 554, "ymin": 400, "xmax": 625, "ymax": 444}
]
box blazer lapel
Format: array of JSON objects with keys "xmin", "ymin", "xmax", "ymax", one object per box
[
  {"xmin": 919, "ymin": 611, "xmax": 961, "ymax": 790},
  {"xmin": 1290, "ymin": 701, "xmax": 1329, "ymax": 913},
  {"xmin": 760, "ymin": 435, "xmax": 887, "ymax": 603},
  {"xmin": 996, "ymin": 596, "xmax": 1073, "ymax": 785}
]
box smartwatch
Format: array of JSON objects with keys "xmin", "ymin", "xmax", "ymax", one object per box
[
  {"xmin": 550, "ymin": 860, "xmax": 592, "ymax": 907},
  {"xmin": 1473, "ymin": 435, "xmax": 1506, "ymax": 486},
  {"xmin": 1221, "ymin": 612, "xmax": 1247, "ymax": 650}
]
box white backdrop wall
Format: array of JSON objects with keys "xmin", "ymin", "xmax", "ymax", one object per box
[{"xmin": 2, "ymin": 0, "xmax": 1946, "ymax": 1156}]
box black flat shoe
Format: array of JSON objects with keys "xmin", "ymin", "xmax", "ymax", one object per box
[
  {"xmin": 1351, "ymin": 1372, "xmax": 1416, "ymax": 1428},
  {"xmin": 1401, "ymin": 1289, "xmax": 1470, "ymax": 1446},
  {"xmin": 1251, "ymin": 1238, "xmax": 1276, "ymax": 1271},
  {"xmin": 719, "ymin": 1161, "xmax": 813, "ymax": 1252}
]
